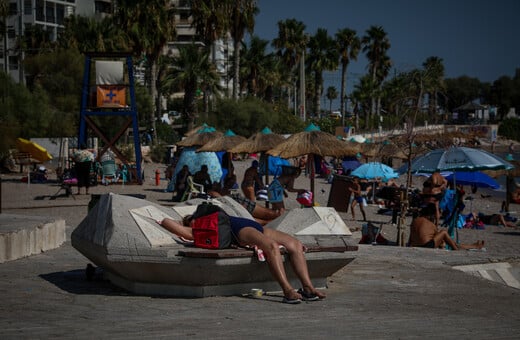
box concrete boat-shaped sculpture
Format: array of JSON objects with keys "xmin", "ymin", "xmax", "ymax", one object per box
[{"xmin": 71, "ymin": 193, "xmax": 357, "ymax": 297}]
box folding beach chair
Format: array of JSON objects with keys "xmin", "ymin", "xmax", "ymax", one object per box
[
  {"xmin": 181, "ymin": 176, "xmax": 205, "ymax": 201},
  {"xmin": 101, "ymin": 159, "xmax": 119, "ymax": 185}
]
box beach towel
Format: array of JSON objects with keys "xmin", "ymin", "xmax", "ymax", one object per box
[{"xmin": 267, "ymin": 178, "xmax": 284, "ymax": 203}]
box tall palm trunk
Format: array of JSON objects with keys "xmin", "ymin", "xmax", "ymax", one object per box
[
  {"xmin": 150, "ymin": 58, "xmax": 159, "ymax": 142},
  {"xmin": 232, "ymin": 40, "xmax": 240, "ymax": 100},
  {"xmin": 340, "ymin": 63, "xmax": 346, "ymax": 126}
]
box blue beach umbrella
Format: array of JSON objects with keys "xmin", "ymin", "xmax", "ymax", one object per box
[
  {"xmin": 351, "ymin": 162, "xmax": 399, "ymax": 182},
  {"xmin": 406, "ymin": 147, "xmax": 514, "ymax": 173},
  {"xmin": 444, "ymin": 171, "xmax": 499, "ymax": 189},
  {"xmin": 342, "ymin": 156, "xmax": 362, "ymax": 172},
  {"xmin": 173, "ymin": 147, "xmax": 223, "ymax": 184}
]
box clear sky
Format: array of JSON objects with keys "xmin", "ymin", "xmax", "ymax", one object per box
[{"xmin": 252, "ymin": 0, "xmax": 520, "ymax": 105}]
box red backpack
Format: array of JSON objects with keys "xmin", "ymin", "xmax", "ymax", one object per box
[{"xmin": 191, "ymin": 202, "xmax": 233, "ymax": 249}]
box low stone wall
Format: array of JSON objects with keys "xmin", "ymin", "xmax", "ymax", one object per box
[{"xmin": 0, "ymin": 218, "xmax": 66, "ymax": 263}]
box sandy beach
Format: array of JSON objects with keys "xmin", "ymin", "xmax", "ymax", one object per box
[
  {"xmin": 2, "ymin": 141, "xmax": 520, "ymax": 338},
  {"xmin": 2, "ymin": 146, "xmax": 520, "ymax": 259}
]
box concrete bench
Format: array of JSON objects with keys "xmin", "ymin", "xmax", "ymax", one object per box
[{"xmin": 178, "ymin": 244, "xmax": 359, "ymax": 258}]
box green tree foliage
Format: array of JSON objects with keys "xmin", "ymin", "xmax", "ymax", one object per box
[
  {"xmin": 443, "ymin": 76, "xmax": 486, "ymax": 112},
  {"xmin": 211, "ymin": 97, "xmax": 304, "ymax": 137},
  {"xmin": 163, "ymin": 44, "xmax": 219, "ymax": 129},
  {"xmin": 335, "ymin": 27, "xmax": 360, "ymax": 126},
  {"xmin": 24, "ymin": 49, "xmax": 83, "ymax": 112},
  {"xmin": 489, "ymin": 69, "xmax": 520, "ymax": 119},
  {"xmin": 135, "ymin": 84, "xmax": 154, "ymax": 127},
  {"xmin": 307, "ymin": 28, "xmax": 338, "ymax": 115},
  {"xmin": 326, "ymin": 86, "xmax": 338, "ymax": 113},
  {"xmin": 498, "ymin": 118, "xmax": 520, "ymax": 142}
]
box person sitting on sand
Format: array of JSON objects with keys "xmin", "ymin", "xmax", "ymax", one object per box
[
  {"xmin": 157, "ymin": 214, "xmax": 325, "ymax": 304},
  {"xmin": 409, "ymin": 203, "xmax": 485, "ymax": 250}
]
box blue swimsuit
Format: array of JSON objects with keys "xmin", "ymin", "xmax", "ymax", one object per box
[{"xmin": 228, "ymin": 216, "xmax": 264, "ymax": 236}]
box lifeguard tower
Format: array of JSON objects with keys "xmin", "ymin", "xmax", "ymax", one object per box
[{"xmin": 78, "ymin": 52, "xmax": 143, "ymax": 184}]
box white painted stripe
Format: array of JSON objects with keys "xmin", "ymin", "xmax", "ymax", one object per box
[
  {"xmin": 495, "ymin": 268, "xmax": 520, "ymax": 289},
  {"xmin": 453, "ymin": 262, "xmax": 511, "ymax": 272},
  {"xmin": 477, "ymin": 270, "xmax": 494, "ymax": 281}
]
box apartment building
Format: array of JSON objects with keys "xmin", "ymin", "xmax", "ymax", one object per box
[
  {"xmin": 1, "ymin": 0, "xmax": 232, "ymax": 96},
  {"xmin": 1, "ymin": 0, "xmax": 112, "ymax": 83}
]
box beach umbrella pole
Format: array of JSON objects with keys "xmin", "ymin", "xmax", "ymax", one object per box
[{"xmin": 309, "ymin": 154, "xmax": 315, "ymax": 205}]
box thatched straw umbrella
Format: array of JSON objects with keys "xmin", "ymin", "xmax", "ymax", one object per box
[
  {"xmin": 229, "ymin": 127, "xmax": 286, "ymax": 154},
  {"xmin": 267, "ymin": 123, "xmax": 360, "ymax": 204},
  {"xmin": 197, "ymin": 129, "xmax": 247, "ymax": 152},
  {"xmin": 185, "ymin": 123, "xmax": 211, "ymax": 137},
  {"xmin": 177, "ymin": 126, "xmax": 223, "ymax": 147},
  {"xmin": 229, "ymin": 127, "xmax": 287, "ymax": 200},
  {"xmin": 359, "ymin": 140, "xmax": 409, "ymax": 163},
  {"xmin": 196, "ymin": 129, "xmax": 247, "ymax": 180}
]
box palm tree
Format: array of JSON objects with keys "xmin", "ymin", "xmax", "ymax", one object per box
[
  {"xmin": 239, "ymin": 35, "xmax": 276, "ymax": 97},
  {"xmin": 116, "ymin": 0, "xmax": 175, "ymax": 140},
  {"xmin": 422, "ymin": 56, "xmax": 445, "ymax": 121},
  {"xmin": 227, "ymin": 0, "xmax": 258, "ymax": 100},
  {"xmin": 163, "ymin": 44, "xmax": 218, "ymax": 130},
  {"xmin": 272, "ymin": 19, "xmax": 308, "ymax": 110},
  {"xmin": 335, "ymin": 28, "xmax": 360, "ymax": 126},
  {"xmin": 59, "ymin": 16, "xmax": 128, "ymax": 53},
  {"xmin": 362, "ymin": 25, "xmax": 391, "ymax": 123},
  {"xmin": 1, "ymin": 0, "xmax": 9, "ymax": 73},
  {"xmin": 351, "ymin": 75, "xmax": 377, "ymax": 130},
  {"xmin": 306, "ymin": 28, "xmax": 338, "ymax": 116},
  {"xmin": 190, "ymin": 0, "xmax": 230, "ymax": 74},
  {"xmin": 326, "ymin": 86, "xmax": 338, "ymax": 113}
]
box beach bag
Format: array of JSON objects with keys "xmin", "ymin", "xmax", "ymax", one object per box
[
  {"xmin": 191, "ymin": 202, "xmax": 232, "ymax": 249},
  {"xmin": 297, "ymin": 190, "xmax": 313, "ymax": 207}
]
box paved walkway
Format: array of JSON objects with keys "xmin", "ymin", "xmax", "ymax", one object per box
[
  {"xmin": 1, "ymin": 220, "xmax": 520, "ymax": 339},
  {"xmin": 2, "ymin": 161, "xmax": 520, "ymax": 338}
]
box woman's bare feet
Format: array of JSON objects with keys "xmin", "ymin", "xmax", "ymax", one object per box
[
  {"xmin": 301, "ymin": 286, "xmax": 326, "ymax": 299},
  {"xmin": 283, "ymin": 289, "xmax": 302, "ymax": 301}
]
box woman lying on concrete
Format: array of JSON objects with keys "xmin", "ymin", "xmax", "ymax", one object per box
[
  {"xmin": 208, "ymin": 190, "xmax": 282, "ymax": 225},
  {"xmin": 157, "ymin": 214, "xmax": 325, "ymax": 304}
]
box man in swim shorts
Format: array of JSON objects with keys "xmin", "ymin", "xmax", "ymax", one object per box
[{"xmin": 409, "ymin": 203, "xmax": 484, "ymax": 250}]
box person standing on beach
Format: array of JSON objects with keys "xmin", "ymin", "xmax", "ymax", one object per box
[
  {"xmin": 73, "ymin": 145, "xmax": 94, "ymax": 195},
  {"xmin": 268, "ymin": 166, "xmax": 307, "ymax": 213},
  {"xmin": 349, "ymin": 176, "xmax": 367, "ymax": 221},
  {"xmin": 241, "ymin": 160, "xmax": 264, "ymax": 201},
  {"xmin": 422, "ymin": 171, "xmax": 447, "ymax": 226}
]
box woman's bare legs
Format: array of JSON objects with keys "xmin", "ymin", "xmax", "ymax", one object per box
[
  {"xmin": 237, "ymin": 227, "xmax": 301, "ymax": 300},
  {"xmin": 263, "ymin": 228, "xmax": 326, "ymax": 299},
  {"xmin": 432, "ymin": 229, "xmax": 484, "ymax": 250}
]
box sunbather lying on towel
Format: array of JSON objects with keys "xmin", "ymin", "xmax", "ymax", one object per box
[
  {"xmin": 409, "ymin": 203, "xmax": 485, "ymax": 250},
  {"xmin": 470, "ymin": 212, "xmax": 517, "ymax": 228},
  {"xmin": 157, "ymin": 214, "xmax": 325, "ymax": 304}
]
